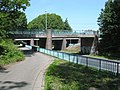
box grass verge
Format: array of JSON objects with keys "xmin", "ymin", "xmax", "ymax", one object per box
[
  {"xmin": 45, "ymin": 59, "xmax": 120, "ymax": 90},
  {"xmin": 85, "ymin": 55, "xmax": 120, "ymax": 60},
  {"xmin": 0, "ymin": 39, "xmax": 24, "ymax": 66}
]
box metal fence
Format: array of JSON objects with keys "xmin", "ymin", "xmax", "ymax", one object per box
[
  {"xmin": 37, "ymin": 48, "xmax": 120, "ymax": 76},
  {"xmin": 26, "ymin": 45, "xmax": 120, "ymax": 76},
  {"xmin": 7, "ymin": 30, "xmax": 98, "ymax": 35}
]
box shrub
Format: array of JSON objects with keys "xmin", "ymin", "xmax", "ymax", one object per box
[{"xmin": 0, "ymin": 39, "xmax": 24, "ymax": 66}]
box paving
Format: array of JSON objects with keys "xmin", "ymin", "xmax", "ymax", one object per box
[{"xmin": 0, "ymin": 47, "xmax": 54, "ymax": 90}]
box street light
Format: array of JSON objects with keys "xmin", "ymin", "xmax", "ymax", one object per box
[{"xmin": 45, "ymin": 11, "xmax": 47, "ymax": 30}]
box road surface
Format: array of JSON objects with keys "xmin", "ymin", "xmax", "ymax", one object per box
[{"xmin": 0, "ymin": 47, "xmax": 53, "ymax": 90}]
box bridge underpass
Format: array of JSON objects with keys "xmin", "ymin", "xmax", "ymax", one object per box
[
  {"xmin": 52, "ymin": 38, "xmax": 81, "ymax": 50},
  {"xmin": 12, "ymin": 29, "xmax": 98, "ymax": 54},
  {"xmin": 15, "ymin": 37, "xmax": 94, "ymax": 54}
]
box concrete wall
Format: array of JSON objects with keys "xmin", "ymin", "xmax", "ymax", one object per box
[
  {"xmin": 14, "ymin": 33, "xmax": 95, "ymax": 54},
  {"xmin": 46, "ymin": 29, "xmax": 52, "ymax": 50},
  {"xmin": 81, "ymin": 38, "xmax": 94, "ymax": 54}
]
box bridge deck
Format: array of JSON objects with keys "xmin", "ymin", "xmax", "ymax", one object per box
[{"xmin": 8, "ymin": 30, "xmax": 98, "ymax": 38}]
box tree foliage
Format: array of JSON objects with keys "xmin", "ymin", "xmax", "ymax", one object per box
[
  {"xmin": 0, "ymin": 0, "xmax": 30, "ymax": 38},
  {"xmin": 98, "ymin": 0, "xmax": 120, "ymax": 55},
  {"xmin": 28, "ymin": 13, "xmax": 72, "ymax": 31},
  {"xmin": 64, "ymin": 18, "xmax": 72, "ymax": 31},
  {"xmin": 0, "ymin": 0, "xmax": 30, "ymax": 65}
]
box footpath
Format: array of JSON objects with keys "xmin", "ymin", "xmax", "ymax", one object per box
[{"xmin": 0, "ymin": 47, "xmax": 54, "ymax": 90}]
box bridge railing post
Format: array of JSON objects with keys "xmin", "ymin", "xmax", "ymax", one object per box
[
  {"xmin": 117, "ymin": 63, "xmax": 119, "ymax": 76},
  {"xmin": 99, "ymin": 59, "xmax": 102, "ymax": 71}
]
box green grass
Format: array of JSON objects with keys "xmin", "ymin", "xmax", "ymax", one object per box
[
  {"xmin": 45, "ymin": 59, "xmax": 120, "ymax": 90},
  {"xmin": 85, "ymin": 55, "xmax": 120, "ymax": 60},
  {"xmin": 62, "ymin": 50, "xmax": 120, "ymax": 60},
  {"xmin": 84, "ymin": 55, "xmax": 111, "ymax": 59},
  {"xmin": 0, "ymin": 39, "xmax": 24, "ymax": 66}
]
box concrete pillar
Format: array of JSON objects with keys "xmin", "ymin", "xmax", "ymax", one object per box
[
  {"xmin": 81, "ymin": 38, "xmax": 94, "ymax": 54},
  {"xmin": 78, "ymin": 38, "xmax": 81, "ymax": 52},
  {"xmin": 38, "ymin": 39, "xmax": 40, "ymax": 48},
  {"xmin": 36, "ymin": 40, "xmax": 39, "ymax": 46},
  {"xmin": 30, "ymin": 38, "xmax": 34, "ymax": 46},
  {"xmin": 90, "ymin": 35, "xmax": 99, "ymax": 55},
  {"xmin": 78, "ymin": 38, "xmax": 81, "ymax": 43},
  {"xmin": 62, "ymin": 38, "xmax": 67, "ymax": 50},
  {"xmin": 46, "ymin": 29, "xmax": 52, "ymax": 50}
]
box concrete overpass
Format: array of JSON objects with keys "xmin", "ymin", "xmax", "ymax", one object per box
[{"xmin": 8, "ymin": 29, "xmax": 99, "ymax": 54}]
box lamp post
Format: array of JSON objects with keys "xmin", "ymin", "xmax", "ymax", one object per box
[
  {"xmin": 45, "ymin": 11, "xmax": 52, "ymax": 50},
  {"xmin": 45, "ymin": 11, "xmax": 47, "ymax": 30}
]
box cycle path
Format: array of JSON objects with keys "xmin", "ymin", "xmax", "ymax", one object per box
[{"xmin": 0, "ymin": 47, "xmax": 54, "ymax": 90}]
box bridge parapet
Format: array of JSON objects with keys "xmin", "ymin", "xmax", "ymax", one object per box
[
  {"xmin": 7, "ymin": 30, "xmax": 99, "ymax": 38},
  {"xmin": 52, "ymin": 30, "xmax": 98, "ymax": 35}
]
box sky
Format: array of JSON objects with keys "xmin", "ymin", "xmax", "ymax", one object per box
[{"xmin": 25, "ymin": 0, "xmax": 108, "ymax": 30}]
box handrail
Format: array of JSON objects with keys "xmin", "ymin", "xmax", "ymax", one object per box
[
  {"xmin": 7, "ymin": 30, "xmax": 98, "ymax": 35},
  {"xmin": 26, "ymin": 45, "xmax": 120, "ymax": 76}
]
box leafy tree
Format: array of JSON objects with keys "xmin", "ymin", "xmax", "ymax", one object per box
[
  {"xmin": 0, "ymin": 0, "xmax": 30, "ymax": 65},
  {"xmin": 14, "ymin": 12, "xmax": 28, "ymax": 30},
  {"xmin": 28, "ymin": 13, "xmax": 72, "ymax": 31},
  {"xmin": 64, "ymin": 18, "xmax": 72, "ymax": 31},
  {"xmin": 98, "ymin": 0, "xmax": 120, "ymax": 55},
  {"xmin": 0, "ymin": 0, "xmax": 30, "ymax": 38}
]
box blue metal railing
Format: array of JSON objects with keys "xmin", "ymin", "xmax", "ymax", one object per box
[
  {"xmin": 25, "ymin": 45, "xmax": 120, "ymax": 76},
  {"xmin": 7, "ymin": 30, "xmax": 98, "ymax": 35},
  {"xmin": 25, "ymin": 45, "xmax": 119, "ymax": 76}
]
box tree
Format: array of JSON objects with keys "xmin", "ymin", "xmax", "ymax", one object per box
[
  {"xmin": 28, "ymin": 13, "xmax": 72, "ymax": 31},
  {"xmin": 64, "ymin": 18, "xmax": 72, "ymax": 31},
  {"xmin": 14, "ymin": 12, "xmax": 28, "ymax": 30},
  {"xmin": 0, "ymin": 0, "xmax": 30, "ymax": 38},
  {"xmin": 98, "ymin": 0, "xmax": 120, "ymax": 54}
]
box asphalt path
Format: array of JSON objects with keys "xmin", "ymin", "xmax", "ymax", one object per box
[{"xmin": 0, "ymin": 47, "xmax": 53, "ymax": 90}]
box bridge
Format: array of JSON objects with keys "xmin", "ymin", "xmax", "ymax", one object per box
[
  {"xmin": 7, "ymin": 29, "xmax": 120, "ymax": 76},
  {"xmin": 8, "ymin": 29, "xmax": 99, "ymax": 54}
]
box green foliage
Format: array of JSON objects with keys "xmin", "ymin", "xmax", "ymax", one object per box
[
  {"xmin": 64, "ymin": 18, "xmax": 72, "ymax": 31},
  {"xmin": 0, "ymin": 39, "xmax": 24, "ymax": 66},
  {"xmin": 14, "ymin": 12, "xmax": 28, "ymax": 29},
  {"xmin": 98, "ymin": 0, "xmax": 120, "ymax": 55},
  {"xmin": 45, "ymin": 59, "xmax": 120, "ymax": 90},
  {"xmin": 0, "ymin": 0, "xmax": 30, "ymax": 11},
  {"xmin": 28, "ymin": 13, "xmax": 72, "ymax": 31},
  {"xmin": 0, "ymin": 0, "xmax": 30, "ymax": 38},
  {"xmin": 0, "ymin": 0, "xmax": 28, "ymax": 66}
]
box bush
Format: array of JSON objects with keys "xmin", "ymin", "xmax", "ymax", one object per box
[{"xmin": 0, "ymin": 39, "xmax": 24, "ymax": 66}]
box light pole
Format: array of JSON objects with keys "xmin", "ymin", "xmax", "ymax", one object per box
[{"xmin": 45, "ymin": 11, "xmax": 47, "ymax": 30}]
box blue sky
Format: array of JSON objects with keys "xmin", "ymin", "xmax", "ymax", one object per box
[{"xmin": 25, "ymin": 0, "xmax": 107, "ymax": 30}]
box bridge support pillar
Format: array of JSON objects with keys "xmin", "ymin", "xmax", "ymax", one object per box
[
  {"xmin": 78, "ymin": 38, "xmax": 81, "ymax": 52},
  {"xmin": 90, "ymin": 35, "xmax": 99, "ymax": 55},
  {"xmin": 30, "ymin": 39, "xmax": 34, "ymax": 46},
  {"xmin": 46, "ymin": 29, "xmax": 52, "ymax": 50},
  {"xmin": 81, "ymin": 38, "xmax": 94, "ymax": 54},
  {"xmin": 62, "ymin": 38, "xmax": 67, "ymax": 50},
  {"xmin": 36, "ymin": 40, "xmax": 39, "ymax": 46}
]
